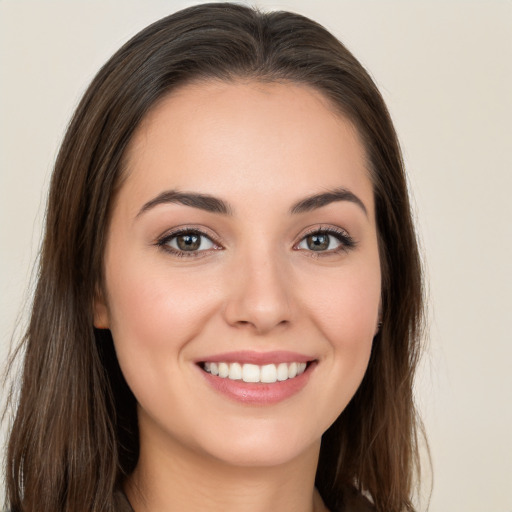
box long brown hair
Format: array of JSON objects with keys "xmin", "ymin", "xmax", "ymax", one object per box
[{"xmin": 4, "ymin": 3, "xmax": 425, "ymax": 511}]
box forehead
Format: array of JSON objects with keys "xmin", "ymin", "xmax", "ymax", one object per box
[{"xmin": 120, "ymin": 79, "xmax": 373, "ymax": 216}]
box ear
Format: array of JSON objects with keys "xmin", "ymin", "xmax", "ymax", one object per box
[{"xmin": 93, "ymin": 286, "xmax": 110, "ymax": 329}]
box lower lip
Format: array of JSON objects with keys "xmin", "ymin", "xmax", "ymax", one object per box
[{"xmin": 198, "ymin": 363, "xmax": 315, "ymax": 405}]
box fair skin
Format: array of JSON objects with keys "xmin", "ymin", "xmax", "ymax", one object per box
[{"xmin": 94, "ymin": 80, "xmax": 381, "ymax": 512}]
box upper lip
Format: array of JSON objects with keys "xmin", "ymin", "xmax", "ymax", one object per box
[{"xmin": 196, "ymin": 350, "xmax": 315, "ymax": 365}]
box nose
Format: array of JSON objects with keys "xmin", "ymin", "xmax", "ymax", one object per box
[{"xmin": 223, "ymin": 251, "xmax": 294, "ymax": 335}]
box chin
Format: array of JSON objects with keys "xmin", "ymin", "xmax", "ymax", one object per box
[
  {"xmin": 192, "ymin": 417, "xmax": 323, "ymax": 469},
  {"xmin": 209, "ymin": 440, "xmax": 316, "ymax": 469}
]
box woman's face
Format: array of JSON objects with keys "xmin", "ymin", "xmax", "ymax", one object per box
[{"xmin": 95, "ymin": 80, "xmax": 381, "ymax": 468}]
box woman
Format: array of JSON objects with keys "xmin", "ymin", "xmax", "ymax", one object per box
[{"xmin": 4, "ymin": 3, "xmax": 424, "ymax": 512}]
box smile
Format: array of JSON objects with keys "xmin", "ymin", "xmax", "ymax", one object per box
[
  {"xmin": 202, "ymin": 361, "xmax": 307, "ymax": 383},
  {"xmin": 197, "ymin": 351, "xmax": 316, "ymax": 404}
]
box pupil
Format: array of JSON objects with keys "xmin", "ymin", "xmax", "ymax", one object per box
[
  {"xmin": 308, "ymin": 234, "xmax": 329, "ymax": 251},
  {"xmin": 177, "ymin": 233, "xmax": 200, "ymax": 251}
]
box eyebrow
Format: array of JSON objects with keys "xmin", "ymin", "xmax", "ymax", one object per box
[
  {"xmin": 137, "ymin": 190, "xmax": 233, "ymax": 217},
  {"xmin": 136, "ymin": 187, "xmax": 367, "ymax": 218},
  {"xmin": 289, "ymin": 187, "xmax": 367, "ymax": 216}
]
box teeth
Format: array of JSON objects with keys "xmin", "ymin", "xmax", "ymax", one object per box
[
  {"xmin": 218, "ymin": 362, "xmax": 229, "ymax": 378},
  {"xmin": 260, "ymin": 364, "xmax": 277, "ymax": 383},
  {"xmin": 242, "ymin": 364, "xmax": 260, "ymax": 383},
  {"xmin": 277, "ymin": 362, "xmax": 289, "ymax": 381},
  {"xmin": 229, "ymin": 362, "xmax": 242, "ymax": 380},
  {"xmin": 203, "ymin": 361, "xmax": 308, "ymax": 383}
]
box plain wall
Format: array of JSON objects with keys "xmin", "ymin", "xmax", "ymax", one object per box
[{"xmin": 1, "ymin": 1, "xmax": 511, "ymax": 510}]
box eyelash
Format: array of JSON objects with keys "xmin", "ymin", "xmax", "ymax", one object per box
[
  {"xmin": 156, "ymin": 227, "xmax": 221, "ymax": 258},
  {"xmin": 297, "ymin": 226, "xmax": 356, "ymax": 257},
  {"xmin": 155, "ymin": 226, "xmax": 356, "ymax": 258}
]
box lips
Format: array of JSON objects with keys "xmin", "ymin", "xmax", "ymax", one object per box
[{"xmin": 196, "ymin": 351, "xmax": 316, "ymax": 404}]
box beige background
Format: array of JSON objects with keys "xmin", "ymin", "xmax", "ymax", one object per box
[{"xmin": 1, "ymin": 1, "xmax": 511, "ymax": 510}]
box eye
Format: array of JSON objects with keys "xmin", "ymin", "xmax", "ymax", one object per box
[
  {"xmin": 157, "ymin": 229, "xmax": 220, "ymax": 256},
  {"xmin": 296, "ymin": 228, "xmax": 355, "ymax": 254}
]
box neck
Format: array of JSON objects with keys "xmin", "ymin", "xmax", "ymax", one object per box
[{"xmin": 125, "ymin": 422, "xmax": 327, "ymax": 512}]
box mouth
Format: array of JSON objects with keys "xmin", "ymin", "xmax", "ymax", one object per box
[
  {"xmin": 200, "ymin": 361, "xmax": 309, "ymax": 383},
  {"xmin": 196, "ymin": 352, "xmax": 317, "ymax": 404}
]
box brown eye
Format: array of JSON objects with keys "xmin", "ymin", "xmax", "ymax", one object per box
[
  {"xmin": 306, "ymin": 233, "xmax": 330, "ymax": 251},
  {"xmin": 161, "ymin": 230, "xmax": 216, "ymax": 254},
  {"xmin": 176, "ymin": 233, "xmax": 201, "ymax": 251},
  {"xmin": 296, "ymin": 228, "xmax": 355, "ymax": 254},
  {"xmin": 299, "ymin": 232, "xmax": 342, "ymax": 252}
]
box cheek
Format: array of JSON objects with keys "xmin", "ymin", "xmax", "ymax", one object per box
[
  {"xmin": 102, "ymin": 252, "xmax": 221, "ymax": 395},
  {"xmin": 106, "ymin": 255, "xmax": 214, "ymax": 344},
  {"xmin": 304, "ymin": 262, "xmax": 381, "ymax": 345},
  {"xmin": 299, "ymin": 258, "xmax": 380, "ymax": 411}
]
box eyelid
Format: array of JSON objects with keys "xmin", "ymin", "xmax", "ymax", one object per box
[
  {"xmin": 294, "ymin": 225, "xmax": 356, "ymax": 255},
  {"xmin": 155, "ymin": 226, "xmax": 224, "ymax": 257},
  {"xmin": 154, "ymin": 224, "xmax": 355, "ymax": 258}
]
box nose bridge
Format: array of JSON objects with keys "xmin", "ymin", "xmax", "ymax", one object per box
[{"xmin": 223, "ymin": 242, "xmax": 293, "ymax": 334}]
